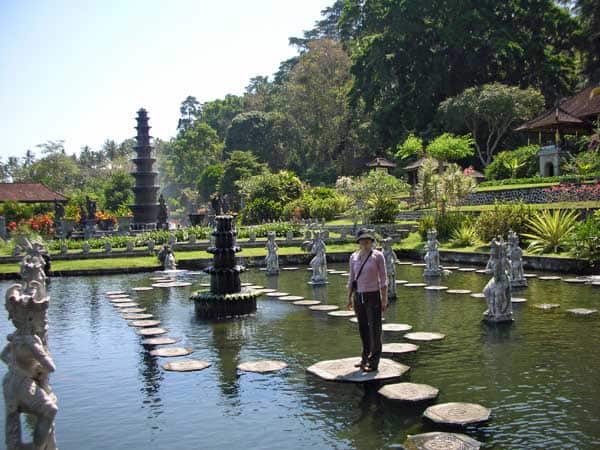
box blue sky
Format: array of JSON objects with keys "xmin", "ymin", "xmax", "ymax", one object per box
[{"xmin": 0, "ymin": 0, "xmax": 331, "ymax": 160}]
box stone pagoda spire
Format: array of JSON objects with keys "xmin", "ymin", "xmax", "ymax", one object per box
[{"xmin": 131, "ymin": 108, "xmax": 159, "ymax": 229}]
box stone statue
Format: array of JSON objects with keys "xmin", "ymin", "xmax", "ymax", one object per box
[
  {"xmin": 286, "ymin": 230, "xmax": 294, "ymax": 243},
  {"xmin": 60, "ymin": 242, "xmax": 68, "ymax": 255},
  {"xmin": 382, "ymin": 238, "xmax": 398, "ymax": 299},
  {"xmin": 306, "ymin": 231, "xmax": 327, "ymax": 284},
  {"xmin": 147, "ymin": 239, "xmax": 155, "ymax": 253},
  {"xmin": 483, "ymin": 237, "xmax": 513, "ymax": 323},
  {"xmin": 304, "ymin": 229, "xmax": 312, "ymax": 240},
  {"xmin": 158, "ymin": 244, "xmax": 176, "ymax": 271},
  {"xmin": 2, "ymin": 281, "xmax": 57, "ymax": 450},
  {"xmin": 18, "ymin": 238, "xmax": 48, "ymax": 298},
  {"xmin": 104, "ymin": 242, "xmax": 112, "ymax": 254},
  {"xmin": 248, "ymin": 231, "xmax": 256, "ymax": 242},
  {"xmin": 423, "ymin": 228, "xmax": 442, "ymax": 277},
  {"xmin": 188, "ymin": 234, "xmax": 197, "ymax": 245},
  {"xmin": 507, "ymin": 230, "xmax": 527, "ymax": 288},
  {"xmin": 168, "ymin": 234, "xmax": 177, "ymax": 247},
  {"xmin": 82, "ymin": 242, "xmax": 90, "ymax": 255},
  {"xmin": 54, "ymin": 201, "xmax": 65, "ymax": 239},
  {"xmin": 126, "ymin": 240, "xmax": 134, "ymax": 252},
  {"xmin": 157, "ymin": 194, "xmax": 168, "ymax": 231},
  {"xmin": 264, "ymin": 232, "xmax": 279, "ymax": 275},
  {"xmin": 85, "ymin": 196, "xmax": 97, "ymax": 220}
]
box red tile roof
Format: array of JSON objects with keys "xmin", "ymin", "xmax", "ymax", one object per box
[{"xmin": 0, "ymin": 183, "xmax": 68, "ymax": 203}]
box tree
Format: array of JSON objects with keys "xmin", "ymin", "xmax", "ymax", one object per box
[
  {"xmin": 415, "ymin": 158, "xmax": 476, "ymax": 212},
  {"xmin": 103, "ymin": 170, "xmax": 134, "ymax": 213},
  {"xmin": 426, "ymin": 133, "xmax": 474, "ymax": 162},
  {"xmin": 220, "ymin": 151, "xmax": 267, "ymax": 199},
  {"xmin": 177, "ymin": 96, "xmax": 202, "ymax": 131},
  {"xmin": 200, "ymin": 95, "xmax": 245, "ymax": 139},
  {"xmin": 395, "ymin": 134, "xmax": 424, "ymax": 160},
  {"xmin": 438, "ymin": 83, "xmax": 545, "ymax": 166},
  {"xmin": 197, "ymin": 164, "xmax": 224, "ymax": 201},
  {"xmin": 571, "ymin": 0, "xmax": 600, "ymax": 81},
  {"xmin": 28, "ymin": 152, "xmax": 82, "ymax": 192}
]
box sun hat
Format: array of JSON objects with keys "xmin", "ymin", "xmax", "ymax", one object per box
[{"xmin": 356, "ymin": 228, "xmax": 375, "ymax": 243}]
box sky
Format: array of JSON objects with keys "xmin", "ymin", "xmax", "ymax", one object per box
[{"xmin": 0, "ymin": 0, "xmax": 332, "ymax": 160}]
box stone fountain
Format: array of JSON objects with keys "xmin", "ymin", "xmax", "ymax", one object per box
[
  {"xmin": 483, "ymin": 236, "xmax": 513, "ymax": 323},
  {"xmin": 192, "ymin": 215, "xmax": 259, "ymax": 319}
]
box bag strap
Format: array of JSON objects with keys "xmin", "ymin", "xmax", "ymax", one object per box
[{"xmin": 354, "ymin": 250, "xmax": 373, "ymax": 283}]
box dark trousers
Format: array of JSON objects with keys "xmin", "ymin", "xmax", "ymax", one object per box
[{"xmin": 354, "ymin": 291, "xmax": 382, "ymax": 369}]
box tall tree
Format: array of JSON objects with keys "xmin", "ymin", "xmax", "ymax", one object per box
[
  {"xmin": 572, "ymin": 0, "xmax": 600, "ymax": 81},
  {"xmin": 177, "ymin": 96, "xmax": 202, "ymax": 131},
  {"xmin": 199, "ymin": 95, "xmax": 245, "ymax": 139}
]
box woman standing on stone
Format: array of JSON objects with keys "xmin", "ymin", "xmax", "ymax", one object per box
[{"xmin": 347, "ymin": 228, "xmax": 388, "ymax": 372}]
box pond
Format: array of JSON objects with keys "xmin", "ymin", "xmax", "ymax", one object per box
[{"xmin": 1, "ymin": 263, "xmax": 599, "ymax": 449}]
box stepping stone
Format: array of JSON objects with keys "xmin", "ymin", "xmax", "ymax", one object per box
[
  {"xmin": 150, "ymin": 277, "xmax": 170, "ymax": 281},
  {"xmin": 534, "ymin": 303, "xmax": 560, "ymax": 310},
  {"xmin": 106, "ymin": 290, "xmax": 126, "ymax": 295},
  {"xmin": 396, "ymin": 261, "xmax": 412, "ymax": 265},
  {"xmin": 524, "ymin": 273, "xmax": 537, "ymax": 278},
  {"xmin": 447, "ymin": 289, "xmax": 472, "ymax": 295},
  {"xmin": 411, "ymin": 263, "xmax": 426, "ymax": 267},
  {"xmin": 122, "ymin": 313, "xmax": 154, "ymax": 320},
  {"xmin": 265, "ymin": 292, "xmax": 289, "ymax": 297},
  {"xmin": 404, "ymin": 432, "xmax": 483, "ymax": 450},
  {"xmin": 404, "ymin": 332, "xmax": 445, "ymax": 341},
  {"xmin": 150, "ymin": 347, "xmax": 193, "ymax": 357},
  {"xmin": 278, "ymin": 295, "xmax": 305, "ymax": 302},
  {"xmin": 200, "ymin": 283, "xmax": 211, "ymax": 287},
  {"xmin": 338, "ymin": 272, "xmax": 349, "ymax": 276},
  {"xmin": 539, "ymin": 276, "xmax": 562, "ymax": 281},
  {"xmin": 109, "ymin": 298, "xmax": 133, "ymax": 304},
  {"xmin": 306, "ymin": 357, "xmax": 409, "ymax": 383},
  {"xmin": 241, "ymin": 282, "xmax": 253, "ymax": 287},
  {"xmin": 132, "ymin": 287, "xmax": 153, "ymax": 292},
  {"xmin": 327, "ymin": 310, "xmax": 355, "ymax": 318},
  {"xmin": 129, "ymin": 319, "xmax": 161, "ymax": 328},
  {"xmin": 458, "ymin": 268, "xmax": 477, "ymax": 272},
  {"xmin": 248, "ymin": 285, "xmax": 264, "ymax": 289},
  {"xmin": 136, "ymin": 327, "xmax": 168, "ymax": 336},
  {"xmin": 442, "ymin": 266, "xmax": 459, "ymax": 270},
  {"xmin": 395, "ymin": 280, "xmax": 409, "ymax": 285},
  {"xmin": 237, "ymin": 360, "xmax": 287, "ymax": 373},
  {"xmin": 113, "ymin": 302, "xmax": 139, "ymax": 308},
  {"xmin": 424, "ymin": 285, "xmax": 448, "ymax": 291},
  {"xmin": 309, "ymin": 305, "xmax": 339, "ymax": 312},
  {"xmin": 281, "ymin": 267, "xmax": 299, "ymax": 271},
  {"xmin": 381, "ymin": 343, "xmax": 418, "ymax": 355},
  {"xmin": 349, "ymin": 317, "xmax": 386, "ymax": 323},
  {"xmin": 259, "ymin": 288, "xmax": 277, "ymax": 293},
  {"xmin": 142, "ymin": 337, "xmax": 178, "ymax": 346},
  {"xmin": 152, "ymin": 283, "xmax": 176, "ymax": 288},
  {"xmin": 475, "ymin": 269, "xmax": 487, "ymax": 274},
  {"xmin": 162, "ymin": 359, "xmax": 211, "ymax": 372},
  {"xmin": 423, "ymin": 402, "xmax": 491, "ymax": 426},
  {"xmin": 170, "ymin": 281, "xmax": 192, "ymax": 287},
  {"xmin": 379, "ymin": 382, "xmax": 438, "ymax": 402},
  {"xmin": 293, "ymin": 300, "xmax": 321, "ymax": 306},
  {"xmin": 107, "ymin": 294, "xmax": 130, "ymax": 299},
  {"xmin": 470, "ymin": 293, "xmax": 485, "ymax": 298},
  {"xmin": 330, "ymin": 270, "xmax": 346, "ymax": 274},
  {"xmin": 567, "ymin": 308, "xmax": 598, "ymax": 316},
  {"xmin": 405, "ymin": 283, "xmax": 427, "ymax": 288},
  {"xmin": 511, "ymin": 297, "xmax": 527, "ymax": 303},
  {"xmin": 382, "ymin": 323, "xmax": 412, "ymax": 332},
  {"xmin": 592, "ymin": 282, "xmax": 600, "ymax": 287},
  {"xmin": 563, "ymin": 278, "xmax": 587, "ymax": 284},
  {"xmin": 121, "ymin": 307, "xmax": 146, "ymax": 313}
]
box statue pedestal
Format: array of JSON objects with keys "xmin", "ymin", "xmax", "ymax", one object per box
[
  {"xmin": 424, "ymin": 269, "xmax": 442, "ymax": 278},
  {"xmin": 483, "ymin": 312, "xmax": 513, "ymax": 323}
]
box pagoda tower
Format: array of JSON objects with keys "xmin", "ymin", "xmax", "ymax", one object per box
[{"xmin": 131, "ymin": 108, "xmax": 159, "ymax": 229}]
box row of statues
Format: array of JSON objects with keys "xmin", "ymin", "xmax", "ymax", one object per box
[{"xmin": 3, "ymin": 239, "xmax": 58, "ymax": 449}]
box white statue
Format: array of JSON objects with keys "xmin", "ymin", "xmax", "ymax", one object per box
[
  {"xmin": 507, "ymin": 230, "xmax": 527, "ymax": 288},
  {"xmin": 104, "ymin": 241, "xmax": 112, "ymax": 254},
  {"xmin": 264, "ymin": 232, "xmax": 279, "ymax": 275},
  {"xmin": 382, "ymin": 238, "xmax": 398, "ymax": 298},
  {"xmin": 126, "ymin": 240, "xmax": 134, "ymax": 252},
  {"xmin": 2, "ymin": 282, "xmax": 58, "ymax": 450},
  {"xmin": 483, "ymin": 237, "xmax": 513, "ymax": 323},
  {"xmin": 158, "ymin": 245, "xmax": 176, "ymax": 271},
  {"xmin": 18, "ymin": 238, "xmax": 47, "ymax": 298},
  {"xmin": 423, "ymin": 228, "xmax": 442, "ymax": 277},
  {"xmin": 286, "ymin": 230, "xmax": 294, "ymax": 243},
  {"xmin": 168, "ymin": 234, "xmax": 177, "ymax": 247},
  {"xmin": 305, "ymin": 231, "xmax": 327, "ymax": 284},
  {"xmin": 147, "ymin": 239, "xmax": 155, "ymax": 253},
  {"xmin": 82, "ymin": 242, "xmax": 90, "ymax": 255}
]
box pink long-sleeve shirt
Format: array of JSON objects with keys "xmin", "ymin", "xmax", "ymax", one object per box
[{"xmin": 347, "ymin": 249, "xmax": 388, "ymax": 293}]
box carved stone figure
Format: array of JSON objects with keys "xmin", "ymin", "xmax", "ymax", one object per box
[
  {"xmin": 104, "ymin": 242, "xmax": 112, "ymax": 254},
  {"xmin": 423, "ymin": 229, "xmax": 442, "ymax": 277},
  {"xmin": 248, "ymin": 231, "xmax": 256, "ymax": 243},
  {"xmin": 85, "ymin": 196, "xmax": 97, "ymax": 220},
  {"xmin": 82, "ymin": 242, "xmax": 90, "ymax": 255},
  {"xmin": 188, "ymin": 234, "xmax": 197, "ymax": 245},
  {"xmin": 157, "ymin": 194, "xmax": 169, "ymax": 231},
  {"xmin": 147, "ymin": 239, "xmax": 155, "ymax": 253},
  {"xmin": 18, "ymin": 238, "xmax": 48, "ymax": 298},
  {"xmin": 2, "ymin": 282, "xmax": 58, "ymax": 450},
  {"xmin": 306, "ymin": 231, "xmax": 327, "ymax": 284},
  {"xmin": 483, "ymin": 237, "xmax": 513, "ymax": 323},
  {"xmin": 264, "ymin": 232, "xmax": 279, "ymax": 275},
  {"xmin": 507, "ymin": 230, "xmax": 527, "ymax": 288},
  {"xmin": 158, "ymin": 244, "xmax": 176, "ymax": 270},
  {"xmin": 60, "ymin": 242, "xmax": 68, "ymax": 255},
  {"xmin": 382, "ymin": 238, "xmax": 398, "ymax": 298},
  {"xmin": 168, "ymin": 234, "xmax": 177, "ymax": 247},
  {"xmin": 286, "ymin": 230, "xmax": 294, "ymax": 243},
  {"xmin": 126, "ymin": 240, "xmax": 134, "ymax": 252},
  {"xmin": 54, "ymin": 202, "xmax": 65, "ymax": 239}
]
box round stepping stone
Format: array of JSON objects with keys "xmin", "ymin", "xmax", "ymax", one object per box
[
  {"xmin": 248, "ymin": 285, "xmax": 264, "ymax": 289},
  {"xmin": 136, "ymin": 327, "xmax": 168, "ymax": 336},
  {"xmin": 278, "ymin": 295, "xmax": 305, "ymax": 302},
  {"xmin": 142, "ymin": 337, "xmax": 178, "ymax": 346},
  {"xmin": 457, "ymin": 268, "xmax": 477, "ymax": 272},
  {"xmin": 447, "ymin": 289, "xmax": 472, "ymax": 295},
  {"xmin": 309, "ymin": 305, "xmax": 339, "ymax": 312},
  {"xmin": 259, "ymin": 288, "xmax": 277, "ymax": 293},
  {"xmin": 382, "ymin": 323, "xmax": 412, "ymax": 332},
  {"xmin": 129, "ymin": 319, "xmax": 161, "ymax": 328},
  {"xmin": 150, "ymin": 277, "xmax": 170, "ymax": 281},
  {"xmin": 424, "ymin": 285, "xmax": 448, "ymax": 291},
  {"xmin": 405, "ymin": 283, "xmax": 427, "ymax": 288},
  {"xmin": 132, "ymin": 287, "xmax": 153, "ymax": 292},
  {"xmin": 293, "ymin": 300, "xmax": 321, "ymax": 306},
  {"xmin": 237, "ymin": 360, "xmax": 287, "ymax": 373},
  {"xmin": 592, "ymin": 282, "xmax": 600, "ymax": 287},
  {"xmin": 379, "ymin": 382, "xmax": 438, "ymax": 402},
  {"xmin": 150, "ymin": 347, "xmax": 193, "ymax": 357},
  {"xmin": 327, "ymin": 310, "xmax": 355, "ymax": 317},
  {"xmin": 122, "ymin": 313, "xmax": 154, "ymax": 320},
  {"xmin": 442, "ymin": 266, "xmax": 459, "ymax": 270},
  {"xmin": 534, "ymin": 303, "xmax": 560, "ymax": 310},
  {"xmin": 170, "ymin": 281, "xmax": 192, "ymax": 287},
  {"xmin": 281, "ymin": 267, "xmax": 299, "ymax": 271},
  {"xmin": 404, "ymin": 332, "xmax": 445, "ymax": 341},
  {"xmin": 563, "ymin": 278, "xmax": 587, "ymax": 284},
  {"xmin": 306, "ymin": 357, "xmax": 409, "ymax": 383},
  {"xmin": 106, "ymin": 290, "xmax": 126, "ymax": 295},
  {"xmin": 539, "ymin": 276, "xmax": 561, "ymax": 281},
  {"xmin": 567, "ymin": 308, "xmax": 598, "ymax": 316},
  {"xmin": 524, "ymin": 273, "xmax": 537, "ymax": 278},
  {"xmin": 381, "ymin": 343, "xmax": 418, "ymax": 355},
  {"xmin": 511, "ymin": 297, "xmax": 527, "ymax": 303},
  {"xmin": 121, "ymin": 307, "xmax": 146, "ymax": 313},
  {"xmin": 470, "ymin": 293, "xmax": 485, "ymax": 298},
  {"xmin": 475, "ymin": 269, "xmax": 487, "ymax": 274},
  {"xmin": 107, "ymin": 294, "xmax": 130, "ymax": 299},
  {"xmin": 411, "ymin": 263, "xmax": 426, "ymax": 267},
  {"xmin": 162, "ymin": 359, "xmax": 210, "ymax": 372},
  {"xmin": 339, "ymin": 272, "xmax": 349, "ymax": 276},
  {"xmin": 396, "ymin": 261, "xmax": 412, "ymax": 265},
  {"xmin": 241, "ymin": 282, "xmax": 253, "ymax": 287},
  {"xmin": 395, "ymin": 280, "xmax": 409, "ymax": 285},
  {"xmin": 265, "ymin": 292, "xmax": 289, "ymax": 297},
  {"xmin": 404, "ymin": 432, "xmax": 483, "ymax": 450},
  {"xmin": 109, "ymin": 298, "xmax": 133, "ymax": 304},
  {"xmin": 423, "ymin": 402, "xmax": 491, "ymax": 426},
  {"xmin": 199, "ymin": 283, "xmax": 211, "ymax": 287},
  {"xmin": 152, "ymin": 283, "xmax": 175, "ymax": 288},
  {"xmin": 113, "ymin": 302, "xmax": 139, "ymax": 308},
  {"xmin": 349, "ymin": 317, "xmax": 386, "ymax": 323}
]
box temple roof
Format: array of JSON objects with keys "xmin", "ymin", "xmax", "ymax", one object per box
[
  {"xmin": 367, "ymin": 157, "xmax": 397, "ymax": 168},
  {"xmin": 0, "ymin": 183, "xmax": 68, "ymax": 203}
]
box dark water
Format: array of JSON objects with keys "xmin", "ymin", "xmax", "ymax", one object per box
[{"xmin": 0, "ymin": 263, "xmax": 599, "ymax": 450}]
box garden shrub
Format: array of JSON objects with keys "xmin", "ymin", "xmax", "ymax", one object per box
[
  {"xmin": 570, "ymin": 211, "xmax": 600, "ymax": 265},
  {"xmin": 418, "ymin": 212, "xmax": 471, "ymax": 241},
  {"xmin": 484, "ymin": 145, "xmax": 540, "ymax": 180},
  {"xmin": 368, "ymin": 198, "xmax": 399, "ymax": 224},
  {"xmin": 522, "ymin": 209, "xmax": 579, "ymax": 254},
  {"xmin": 239, "ymin": 198, "xmax": 283, "ymax": 224},
  {"xmin": 449, "ymin": 223, "xmax": 481, "ymax": 248},
  {"xmin": 475, "ymin": 202, "xmax": 533, "ymax": 243}
]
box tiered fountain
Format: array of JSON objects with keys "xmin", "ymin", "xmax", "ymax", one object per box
[{"xmin": 192, "ymin": 215, "xmax": 258, "ymax": 319}]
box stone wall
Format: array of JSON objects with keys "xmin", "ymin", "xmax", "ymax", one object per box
[{"xmin": 461, "ymin": 184, "xmax": 600, "ymax": 206}]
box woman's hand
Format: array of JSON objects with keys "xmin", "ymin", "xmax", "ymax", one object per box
[
  {"xmin": 347, "ymin": 295, "xmax": 354, "ymax": 310},
  {"xmin": 381, "ymin": 296, "xmax": 388, "ymax": 311}
]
